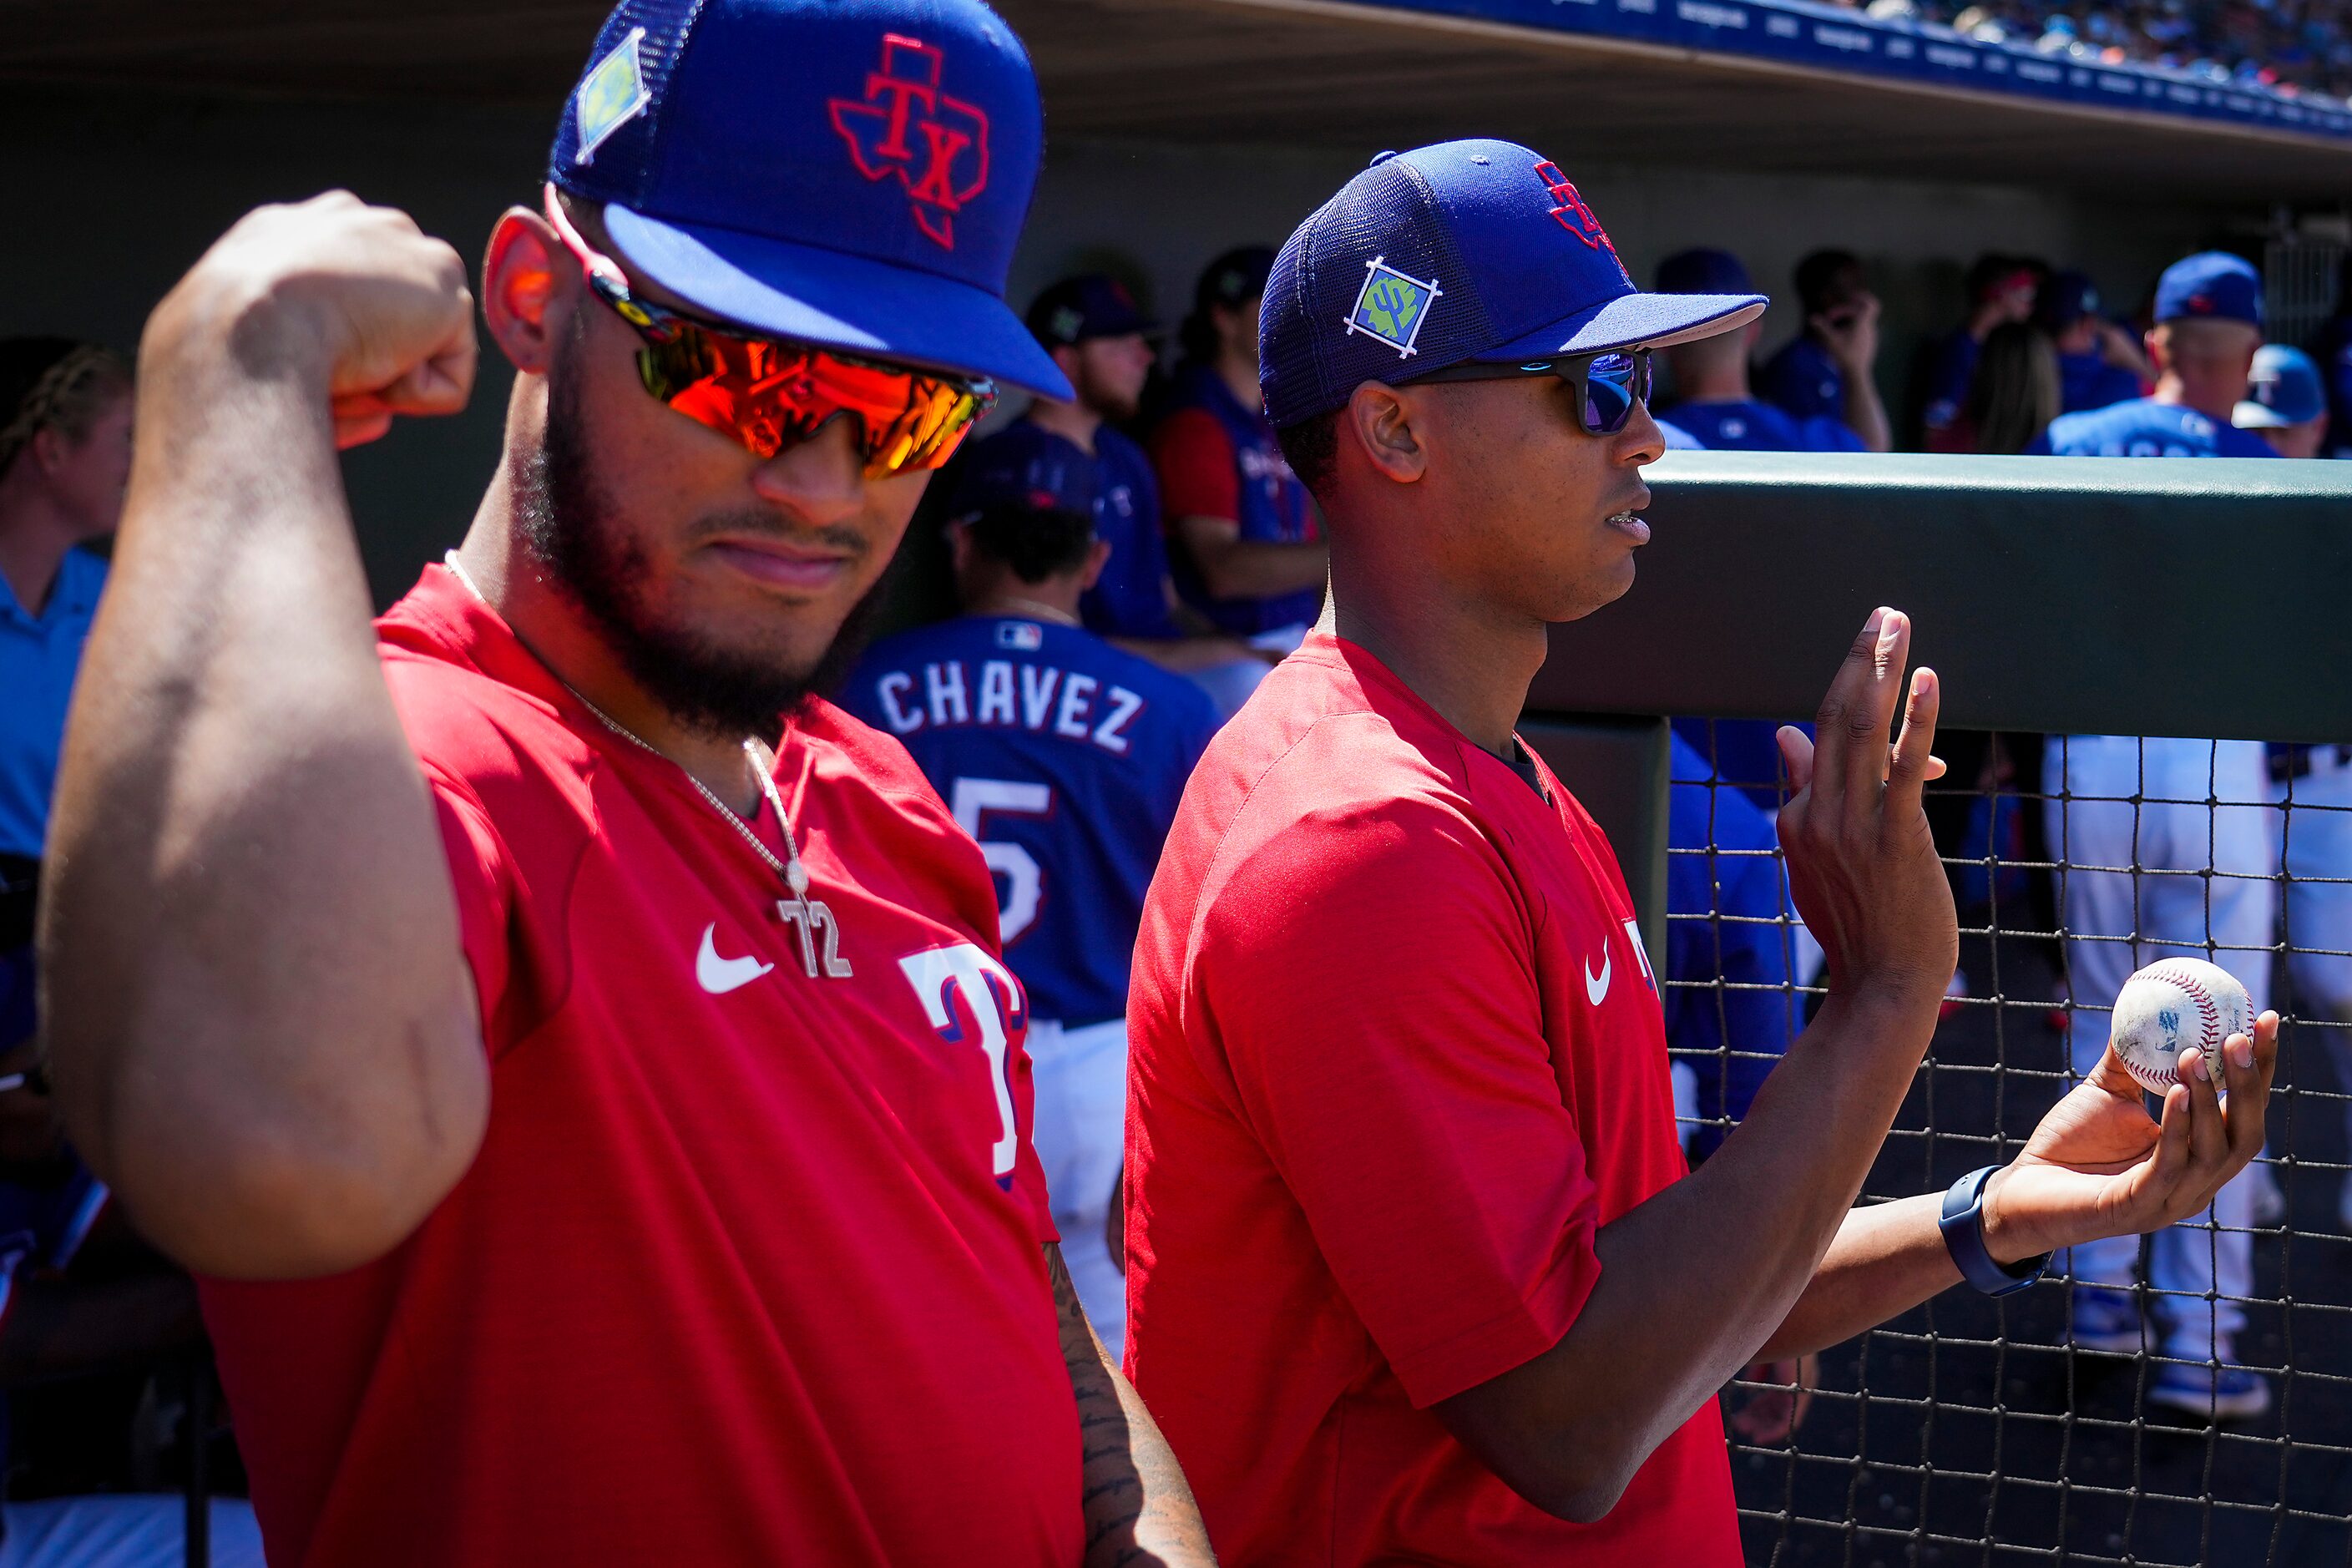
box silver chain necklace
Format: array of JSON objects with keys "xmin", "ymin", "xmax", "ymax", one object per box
[{"xmin": 442, "ymin": 550, "xmax": 851, "ymax": 979}]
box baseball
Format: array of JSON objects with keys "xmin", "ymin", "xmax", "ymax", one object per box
[{"xmin": 2107, "ymin": 958, "xmax": 2253, "ymax": 1095}]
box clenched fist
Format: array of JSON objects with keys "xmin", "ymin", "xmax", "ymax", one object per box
[{"xmin": 145, "ymin": 191, "xmax": 478, "ymax": 448}]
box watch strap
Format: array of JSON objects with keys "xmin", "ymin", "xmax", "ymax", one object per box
[{"xmin": 1940, "ymin": 1165, "xmax": 2051, "ymax": 1297}]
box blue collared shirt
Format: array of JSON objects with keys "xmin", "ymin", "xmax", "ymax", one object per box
[{"xmin": 0, "ymin": 548, "xmax": 108, "ymax": 859}]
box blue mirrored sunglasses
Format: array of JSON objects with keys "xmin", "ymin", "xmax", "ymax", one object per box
[{"xmin": 1412, "ymin": 349, "xmax": 1653, "ymax": 437}]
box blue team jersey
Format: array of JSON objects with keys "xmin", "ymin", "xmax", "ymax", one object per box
[
  {"xmin": 2031, "ymin": 397, "xmax": 2279, "ymax": 458},
  {"xmin": 846, "ymin": 616, "xmax": 1218, "ymax": 1027},
  {"xmin": 1080, "ymin": 427, "xmax": 1182, "ymax": 641},
  {"xmin": 1920, "ymin": 327, "xmax": 1980, "ymax": 437},
  {"xmin": 2057, "ymin": 352, "xmax": 2142, "ymax": 416},
  {"xmin": 1665, "ymin": 736, "xmax": 1799, "ymax": 1158},
  {"xmin": 0, "ymin": 549, "xmax": 107, "ymax": 860},
  {"xmin": 1756, "ymin": 336, "xmax": 1845, "ymax": 425},
  {"xmin": 1658, "ymin": 398, "xmax": 1866, "ymax": 454}
]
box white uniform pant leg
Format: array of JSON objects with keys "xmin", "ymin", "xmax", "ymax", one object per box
[
  {"xmin": 2132, "ymin": 740, "xmax": 2274, "ymax": 1360},
  {"xmin": 2279, "ymin": 761, "xmax": 2352, "ymax": 1151},
  {"xmin": 0, "ymin": 1497, "xmax": 266, "ymax": 1568},
  {"xmin": 1024, "ymin": 1016, "xmax": 1132, "ymax": 1361},
  {"xmin": 2046, "ymin": 736, "xmax": 2151, "ymax": 1288}
]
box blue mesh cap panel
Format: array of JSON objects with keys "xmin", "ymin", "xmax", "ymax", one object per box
[
  {"xmin": 548, "ymin": 0, "xmax": 706, "ymax": 202},
  {"xmin": 1262, "ymin": 156, "xmax": 1498, "ymax": 431}
]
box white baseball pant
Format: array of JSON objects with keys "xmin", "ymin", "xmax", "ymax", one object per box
[
  {"xmin": 1025, "ymin": 1015, "xmax": 1130, "ymax": 1361},
  {"xmin": 2045, "ymin": 735, "xmax": 2275, "ymax": 1362}
]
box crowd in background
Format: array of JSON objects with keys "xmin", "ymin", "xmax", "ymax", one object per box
[{"xmin": 1836, "ymin": 0, "xmax": 2352, "ymax": 103}]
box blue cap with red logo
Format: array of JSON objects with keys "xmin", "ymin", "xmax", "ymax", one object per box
[
  {"xmin": 2234, "ymin": 343, "xmax": 2325, "ymax": 429},
  {"xmin": 1259, "ymin": 140, "xmax": 1765, "ymax": 429},
  {"xmin": 2154, "ymin": 252, "xmax": 2263, "ymax": 329},
  {"xmin": 549, "ymin": 0, "xmax": 1070, "ymax": 400}
]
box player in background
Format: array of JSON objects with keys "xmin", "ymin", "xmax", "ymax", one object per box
[
  {"xmin": 844, "ymin": 462, "xmax": 1218, "ymax": 1358},
  {"xmin": 1754, "ymin": 248, "xmax": 1894, "ymax": 453},
  {"xmin": 2233, "ymin": 343, "xmax": 2330, "ymax": 458},
  {"xmin": 990, "ymin": 275, "xmax": 1273, "ymax": 716},
  {"xmin": 2037, "ymin": 250, "xmax": 2279, "ymax": 1420},
  {"xmin": 1922, "ymin": 253, "xmax": 2040, "ymax": 450},
  {"xmin": 1124, "ymin": 139, "xmax": 2277, "ymax": 1565},
  {"xmin": 35, "ymin": 0, "xmax": 1212, "ymax": 1560},
  {"xmin": 1151, "ymin": 247, "xmax": 1327, "ymax": 655},
  {"xmin": 1651, "ymin": 249, "xmax": 1869, "ymax": 455},
  {"xmin": 2036, "ymin": 271, "xmax": 2150, "ymax": 416}
]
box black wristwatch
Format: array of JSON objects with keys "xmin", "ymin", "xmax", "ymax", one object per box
[{"xmin": 1939, "ymin": 1166, "xmax": 2050, "ymax": 1297}]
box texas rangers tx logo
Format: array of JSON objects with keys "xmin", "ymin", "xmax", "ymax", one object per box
[
  {"xmin": 1534, "ymin": 160, "xmax": 1628, "ymax": 280},
  {"xmin": 1344, "ymin": 255, "xmax": 1443, "ymax": 358},
  {"xmin": 829, "ymin": 34, "xmax": 991, "ymax": 250}
]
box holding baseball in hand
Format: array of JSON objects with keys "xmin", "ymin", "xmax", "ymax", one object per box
[{"xmin": 2107, "ymin": 959, "xmax": 2253, "ymax": 1095}]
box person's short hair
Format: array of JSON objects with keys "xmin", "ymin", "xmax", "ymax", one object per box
[
  {"xmin": 0, "ymin": 337, "xmax": 131, "ymax": 483},
  {"xmin": 1793, "ymin": 250, "xmax": 1863, "ymax": 316},
  {"xmin": 1963, "ymin": 252, "xmax": 2026, "ymax": 303},
  {"xmin": 1275, "ymin": 410, "xmax": 1341, "ymax": 501},
  {"xmin": 963, "ymin": 501, "xmax": 1097, "ymax": 584}
]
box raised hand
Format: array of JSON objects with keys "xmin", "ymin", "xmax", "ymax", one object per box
[
  {"xmin": 144, "ymin": 190, "xmax": 477, "ymax": 449},
  {"xmin": 1813, "ymin": 291, "xmax": 1882, "ymax": 375},
  {"xmin": 1774, "ymin": 608, "xmax": 1958, "ymax": 1009},
  {"xmin": 1982, "ymin": 1014, "xmax": 2279, "ymax": 1263}
]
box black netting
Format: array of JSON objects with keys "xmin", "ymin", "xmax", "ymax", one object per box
[{"xmin": 1671, "ymin": 721, "xmax": 2352, "ymax": 1565}]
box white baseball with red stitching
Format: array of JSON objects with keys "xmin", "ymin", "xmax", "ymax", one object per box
[{"xmin": 2107, "ymin": 958, "xmax": 2253, "ymax": 1094}]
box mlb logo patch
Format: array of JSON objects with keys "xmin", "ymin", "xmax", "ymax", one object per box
[
  {"xmin": 1344, "ymin": 255, "xmax": 1443, "ymax": 359},
  {"xmin": 997, "ymin": 621, "xmax": 1045, "ymax": 651}
]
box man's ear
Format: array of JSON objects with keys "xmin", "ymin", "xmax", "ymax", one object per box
[
  {"xmin": 1346, "ymin": 381, "xmax": 1426, "ymax": 486},
  {"xmin": 1078, "ymin": 536, "xmax": 1113, "ymax": 591},
  {"xmin": 482, "ymin": 208, "xmax": 571, "ymax": 377}
]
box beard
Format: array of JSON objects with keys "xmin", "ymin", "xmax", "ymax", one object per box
[{"xmin": 515, "ymin": 330, "xmax": 893, "ymax": 743}]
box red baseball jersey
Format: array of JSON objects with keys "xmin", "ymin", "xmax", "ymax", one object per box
[
  {"xmin": 1123, "ymin": 632, "xmax": 1741, "ymax": 1565},
  {"xmin": 198, "ymin": 566, "xmax": 1084, "ymax": 1566}
]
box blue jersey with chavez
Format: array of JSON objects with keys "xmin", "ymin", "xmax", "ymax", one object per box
[
  {"xmin": 2031, "ymin": 397, "xmax": 2279, "ymax": 458},
  {"xmin": 846, "ymin": 616, "xmax": 1218, "ymax": 1027},
  {"xmin": 1658, "ymin": 398, "xmax": 1866, "ymax": 453}
]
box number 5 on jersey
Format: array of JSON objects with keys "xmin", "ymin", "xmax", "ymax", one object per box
[
  {"xmin": 951, "ymin": 777, "xmax": 1053, "ymax": 942},
  {"xmin": 898, "ymin": 943, "xmax": 1028, "ymax": 1185}
]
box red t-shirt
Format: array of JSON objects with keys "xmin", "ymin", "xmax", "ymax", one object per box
[
  {"xmin": 1123, "ymin": 632, "xmax": 1740, "ymax": 1566},
  {"xmin": 199, "ymin": 566, "xmax": 1084, "ymax": 1567},
  {"xmin": 1149, "ymin": 407, "xmax": 1242, "ymax": 526}
]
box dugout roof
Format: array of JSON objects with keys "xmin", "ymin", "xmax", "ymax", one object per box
[{"xmin": 7, "ymin": 0, "xmax": 2352, "ymax": 200}]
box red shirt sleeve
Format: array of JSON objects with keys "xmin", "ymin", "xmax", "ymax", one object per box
[
  {"xmin": 421, "ymin": 762, "xmax": 514, "ymax": 1034},
  {"xmin": 1151, "ymin": 407, "xmax": 1242, "ymax": 527},
  {"xmin": 1196, "ymin": 791, "xmax": 1604, "ymax": 1408}
]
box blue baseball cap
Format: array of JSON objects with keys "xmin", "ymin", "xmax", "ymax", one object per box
[
  {"xmin": 2234, "ymin": 344, "xmax": 2325, "ymax": 429},
  {"xmin": 1655, "ymin": 248, "xmax": 1755, "ymax": 297},
  {"xmin": 1027, "ymin": 275, "xmax": 1158, "ymax": 348},
  {"xmin": 549, "ymin": 0, "xmax": 1070, "ymax": 400},
  {"xmin": 2035, "ymin": 270, "xmax": 2102, "ymax": 331},
  {"xmin": 950, "ymin": 433, "xmax": 1100, "ymax": 522},
  {"xmin": 1259, "ymin": 141, "xmax": 1764, "ymax": 429},
  {"xmin": 2154, "ymin": 252, "xmax": 2263, "ymax": 329}
]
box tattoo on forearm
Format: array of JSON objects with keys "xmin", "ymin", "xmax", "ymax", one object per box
[{"xmin": 1047, "ymin": 1244, "xmax": 1217, "ymax": 1567}]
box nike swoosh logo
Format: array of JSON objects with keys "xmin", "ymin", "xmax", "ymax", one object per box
[
  {"xmin": 696, "ymin": 924, "xmax": 773, "ymax": 994},
  {"xmin": 1586, "ymin": 939, "xmax": 1611, "ymax": 1007}
]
